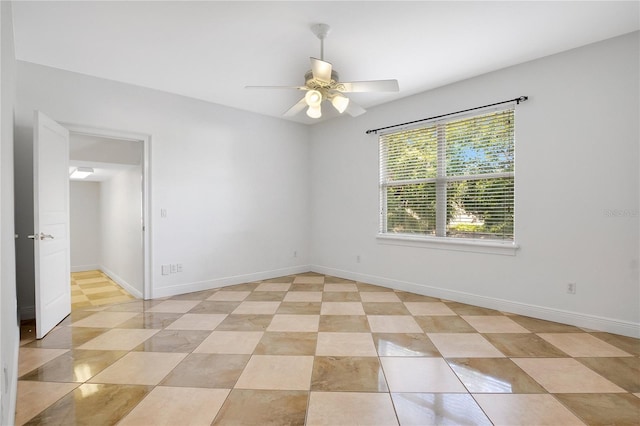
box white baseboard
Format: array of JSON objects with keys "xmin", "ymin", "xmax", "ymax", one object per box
[
  {"xmin": 151, "ymin": 265, "xmax": 311, "ymax": 299},
  {"xmin": 70, "ymin": 264, "xmax": 100, "ymax": 273},
  {"xmin": 99, "ymin": 265, "xmax": 143, "ymax": 299},
  {"xmin": 311, "ymin": 264, "xmax": 640, "ymax": 339}
]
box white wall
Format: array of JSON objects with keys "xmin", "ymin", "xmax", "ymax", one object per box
[
  {"xmin": 309, "ymin": 32, "xmax": 640, "ymax": 337},
  {"xmin": 14, "ymin": 60, "xmax": 310, "ymax": 308},
  {"xmin": 0, "ymin": 1, "xmax": 18, "ymax": 424},
  {"xmin": 70, "ymin": 181, "xmax": 100, "ymax": 271},
  {"xmin": 100, "ymin": 166, "xmax": 143, "ymax": 297}
]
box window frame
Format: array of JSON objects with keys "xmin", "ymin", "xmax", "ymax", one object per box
[{"xmin": 377, "ymin": 104, "xmax": 519, "ymax": 255}]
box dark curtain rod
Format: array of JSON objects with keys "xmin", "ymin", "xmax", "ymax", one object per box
[{"xmin": 365, "ymin": 95, "xmax": 528, "ymax": 135}]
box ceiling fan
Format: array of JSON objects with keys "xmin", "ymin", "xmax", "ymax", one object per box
[{"xmin": 246, "ymin": 23, "xmax": 399, "ymax": 119}]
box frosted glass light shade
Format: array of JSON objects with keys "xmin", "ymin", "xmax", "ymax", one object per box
[
  {"xmin": 306, "ymin": 105, "xmax": 322, "ymax": 118},
  {"xmin": 331, "ymin": 94, "xmax": 350, "ymax": 114}
]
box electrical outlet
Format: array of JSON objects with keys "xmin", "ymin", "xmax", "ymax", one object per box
[
  {"xmin": 161, "ymin": 265, "xmax": 170, "ymax": 275},
  {"xmin": 567, "ymin": 282, "xmax": 576, "ymax": 294},
  {"xmin": 293, "ymin": 250, "xmax": 297, "ymax": 258},
  {"xmin": 161, "ymin": 209, "xmax": 167, "ymax": 218},
  {"xmin": 177, "ymin": 263, "xmax": 183, "ymax": 272},
  {"xmin": 170, "ymin": 264, "xmax": 177, "ymax": 273},
  {"xmin": 356, "ymin": 255, "xmax": 361, "ymax": 263}
]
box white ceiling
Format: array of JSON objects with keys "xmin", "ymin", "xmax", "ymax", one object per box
[{"xmin": 11, "ymin": 1, "xmax": 640, "ymax": 125}]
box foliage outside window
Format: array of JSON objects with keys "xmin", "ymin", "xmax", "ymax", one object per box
[{"xmin": 379, "ymin": 107, "xmax": 515, "ymax": 242}]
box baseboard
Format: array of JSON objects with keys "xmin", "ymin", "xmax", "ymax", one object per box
[
  {"xmin": 19, "ymin": 305, "xmax": 35, "ymax": 321},
  {"xmin": 70, "ymin": 264, "xmax": 100, "ymax": 273},
  {"xmin": 99, "ymin": 265, "xmax": 143, "ymax": 299},
  {"xmin": 152, "ymin": 265, "xmax": 311, "ymax": 299},
  {"xmin": 310, "ymin": 264, "xmax": 640, "ymax": 339}
]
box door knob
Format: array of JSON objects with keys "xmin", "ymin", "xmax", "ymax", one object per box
[{"xmin": 27, "ymin": 233, "xmax": 54, "ymax": 240}]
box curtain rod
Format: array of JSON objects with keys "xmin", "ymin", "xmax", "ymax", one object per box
[{"xmin": 365, "ymin": 96, "xmax": 528, "ymax": 135}]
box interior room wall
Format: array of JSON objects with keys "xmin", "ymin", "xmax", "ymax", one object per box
[
  {"xmin": 99, "ymin": 166, "xmax": 143, "ymax": 297},
  {"xmin": 14, "ymin": 60, "xmax": 311, "ymax": 308},
  {"xmin": 309, "ymin": 32, "xmax": 640, "ymax": 337},
  {"xmin": 1, "ymin": 1, "xmax": 18, "ymax": 424},
  {"xmin": 69, "ymin": 181, "xmax": 100, "ymax": 272}
]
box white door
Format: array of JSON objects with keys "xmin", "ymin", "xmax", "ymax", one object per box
[{"xmin": 32, "ymin": 111, "xmax": 71, "ymax": 339}]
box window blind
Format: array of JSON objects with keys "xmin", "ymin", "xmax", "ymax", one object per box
[{"xmin": 379, "ymin": 107, "xmax": 515, "ymax": 241}]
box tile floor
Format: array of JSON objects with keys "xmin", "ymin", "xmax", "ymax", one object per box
[
  {"xmin": 71, "ymin": 270, "xmax": 135, "ymax": 310},
  {"xmin": 16, "ymin": 273, "xmax": 640, "ymax": 425}
]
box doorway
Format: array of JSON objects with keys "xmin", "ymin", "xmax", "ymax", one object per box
[{"xmin": 65, "ymin": 124, "xmax": 151, "ymax": 303}]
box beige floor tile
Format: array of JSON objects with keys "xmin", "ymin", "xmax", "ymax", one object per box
[
  {"xmin": 554, "ymin": 393, "xmax": 640, "ymax": 426},
  {"xmin": 15, "ymin": 381, "xmax": 79, "ymax": 425},
  {"xmin": 392, "ymin": 393, "xmax": 492, "ymax": 426},
  {"xmin": 512, "ymin": 358, "xmax": 626, "ymax": 393},
  {"xmin": 363, "ymin": 302, "xmax": 410, "ymax": 315},
  {"xmin": 462, "ymin": 315, "xmax": 531, "ymax": 333},
  {"xmin": 118, "ymin": 386, "xmax": 230, "ymax": 426},
  {"xmin": 88, "ymin": 352, "xmax": 187, "ymax": 385},
  {"xmin": 447, "ymin": 358, "xmax": 546, "ymax": 393},
  {"xmin": 232, "ymin": 301, "xmax": 280, "ymax": 314},
  {"xmin": 283, "ymin": 291, "xmax": 323, "ymax": 302},
  {"xmin": 254, "ymin": 332, "xmax": 317, "ymax": 355},
  {"xmin": 70, "ymin": 311, "xmax": 139, "ymax": 328},
  {"xmin": 323, "ymin": 291, "xmax": 361, "ymax": 302},
  {"xmin": 320, "ymin": 301, "xmax": 365, "ymax": 315},
  {"xmin": 194, "ymin": 331, "xmax": 264, "ymax": 354},
  {"xmin": 316, "ymin": 332, "xmax": 377, "ymax": 356},
  {"xmin": 538, "ymin": 333, "xmax": 633, "ymax": 357},
  {"xmin": 266, "ymin": 314, "xmax": 320, "ymax": 332},
  {"xmin": 164, "ymin": 313, "xmax": 227, "ymax": 330},
  {"xmin": 373, "ymin": 333, "xmax": 440, "ymax": 357},
  {"xmin": 235, "ymin": 355, "xmax": 314, "ymax": 390},
  {"xmin": 319, "ymin": 315, "xmax": 371, "ymax": 332},
  {"xmin": 404, "ymin": 302, "xmax": 457, "ymax": 316},
  {"xmin": 307, "ymin": 392, "xmax": 399, "ymax": 426},
  {"xmin": 473, "ymin": 394, "xmax": 586, "ymax": 426},
  {"xmin": 91, "ymin": 295, "xmax": 135, "ymax": 306},
  {"xmin": 24, "ymin": 383, "xmax": 153, "ymax": 425},
  {"xmin": 367, "ymin": 315, "xmax": 424, "ymax": 333},
  {"xmin": 293, "ymin": 276, "xmax": 325, "ymax": 284},
  {"xmin": 324, "ymin": 283, "xmax": 358, "ymax": 292},
  {"xmin": 212, "ymin": 389, "xmax": 308, "ymax": 425},
  {"xmin": 576, "ymin": 357, "xmax": 640, "ymax": 392},
  {"xmin": 255, "ymin": 282, "xmax": 291, "ymax": 292},
  {"xmin": 359, "ymin": 292, "xmax": 402, "ymax": 303},
  {"xmin": 428, "ymin": 333, "xmax": 505, "ymax": 358},
  {"xmin": 381, "ymin": 357, "xmax": 466, "ymax": 392},
  {"xmin": 206, "ymin": 290, "xmax": 251, "ymax": 301},
  {"xmin": 246, "ymin": 291, "xmax": 286, "ymax": 301},
  {"xmin": 145, "ymin": 300, "xmax": 202, "ymax": 313},
  {"xmin": 18, "ymin": 348, "xmax": 68, "ymax": 376},
  {"xmin": 311, "ymin": 356, "xmax": 388, "ymax": 392},
  {"xmin": 78, "ymin": 328, "xmax": 160, "ymax": 351}
]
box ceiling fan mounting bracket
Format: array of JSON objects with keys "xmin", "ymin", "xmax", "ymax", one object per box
[{"xmin": 310, "ymin": 23, "xmax": 331, "ymax": 40}]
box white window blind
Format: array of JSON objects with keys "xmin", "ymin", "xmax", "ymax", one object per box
[{"xmin": 379, "ymin": 106, "xmax": 515, "ymax": 241}]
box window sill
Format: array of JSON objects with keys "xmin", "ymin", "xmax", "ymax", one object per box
[{"xmin": 376, "ymin": 233, "xmax": 519, "ymax": 256}]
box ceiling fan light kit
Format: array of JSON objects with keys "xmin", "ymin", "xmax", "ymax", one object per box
[{"xmin": 246, "ymin": 23, "xmax": 399, "ymax": 120}]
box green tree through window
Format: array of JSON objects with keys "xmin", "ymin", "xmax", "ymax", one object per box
[{"xmin": 379, "ymin": 108, "xmax": 515, "ymax": 241}]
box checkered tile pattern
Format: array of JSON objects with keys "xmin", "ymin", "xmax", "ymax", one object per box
[
  {"xmin": 71, "ymin": 270, "xmax": 135, "ymax": 309},
  {"xmin": 17, "ymin": 273, "xmax": 640, "ymax": 425}
]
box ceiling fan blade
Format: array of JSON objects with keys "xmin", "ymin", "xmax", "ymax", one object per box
[
  {"xmin": 338, "ymin": 79, "xmax": 399, "ymax": 93},
  {"xmin": 310, "ymin": 57, "xmax": 333, "ymax": 83},
  {"xmin": 345, "ymin": 100, "xmax": 366, "ymax": 117},
  {"xmin": 246, "ymin": 85, "xmax": 307, "ymax": 90},
  {"xmin": 283, "ymin": 97, "xmax": 308, "ymax": 117}
]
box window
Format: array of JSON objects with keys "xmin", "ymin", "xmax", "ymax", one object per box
[{"xmin": 379, "ymin": 106, "xmax": 515, "ymax": 242}]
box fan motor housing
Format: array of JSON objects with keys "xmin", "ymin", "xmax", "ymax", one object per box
[{"xmin": 305, "ymin": 70, "xmax": 340, "ymax": 90}]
